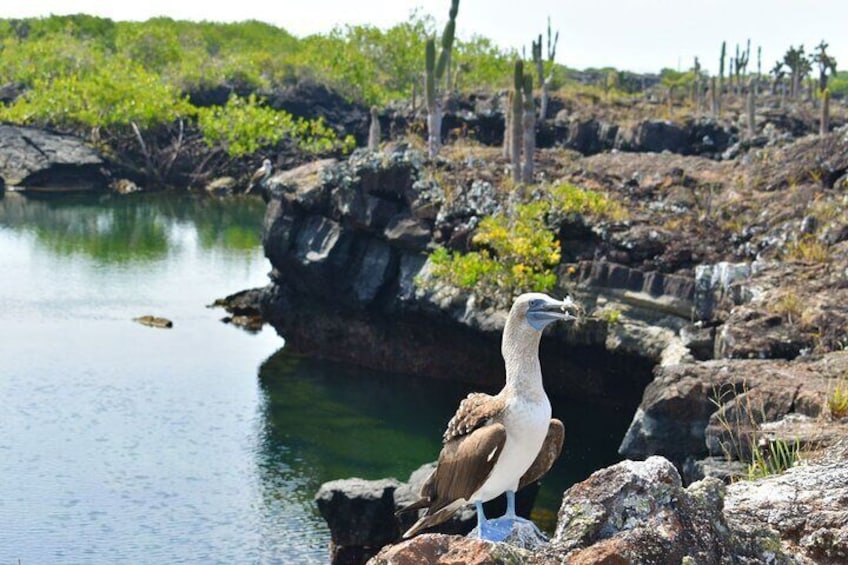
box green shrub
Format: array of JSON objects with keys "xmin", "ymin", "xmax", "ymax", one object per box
[
  {"xmin": 420, "ymin": 182, "xmax": 624, "ymax": 303},
  {"xmin": 549, "ymin": 181, "xmax": 628, "ymax": 220},
  {"xmin": 425, "ymin": 200, "xmax": 560, "ymax": 302},
  {"xmin": 0, "ymin": 59, "xmax": 193, "ymax": 130},
  {"xmin": 196, "ymin": 93, "xmax": 353, "ymax": 158}
]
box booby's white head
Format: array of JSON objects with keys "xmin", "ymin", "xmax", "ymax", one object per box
[
  {"xmin": 501, "ymin": 293, "xmax": 579, "ymax": 394},
  {"xmin": 512, "ymin": 292, "xmax": 578, "ymax": 332}
]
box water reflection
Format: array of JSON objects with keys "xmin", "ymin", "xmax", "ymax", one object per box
[{"xmin": 0, "ymin": 192, "xmax": 265, "ymax": 261}]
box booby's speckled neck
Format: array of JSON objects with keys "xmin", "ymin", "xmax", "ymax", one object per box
[{"xmin": 501, "ymin": 314, "xmax": 546, "ymax": 400}]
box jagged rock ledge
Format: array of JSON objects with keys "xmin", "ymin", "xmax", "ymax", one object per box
[{"xmin": 368, "ymin": 451, "xmax": 848, "ymax": 564}]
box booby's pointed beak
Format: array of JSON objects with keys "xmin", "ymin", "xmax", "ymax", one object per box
[{"xmin": 527, "ymin": 295, "xmax": 578, "ymax": 331}]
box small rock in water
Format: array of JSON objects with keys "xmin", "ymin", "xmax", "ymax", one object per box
[{"xmin": 133, "ymin": 315, "xmax": 173, "ymax": 329}]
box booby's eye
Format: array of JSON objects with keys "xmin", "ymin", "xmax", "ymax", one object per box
[{"xmin": 529, "ymin": 299, "xmax": 542, "ymax": 309}]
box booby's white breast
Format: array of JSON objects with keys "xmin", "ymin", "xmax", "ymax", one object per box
[{"xmin": 469, "ymin": 394, "xmax": 551, "ymax": 503}]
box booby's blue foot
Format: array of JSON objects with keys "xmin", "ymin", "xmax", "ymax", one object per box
[
  {"xmin": 477, "ymin": 516, "xmax": 515, "ymax": 542},
  {"xmin": 472, "ymin": 491, "xmax": 546, "ymax": 542}
]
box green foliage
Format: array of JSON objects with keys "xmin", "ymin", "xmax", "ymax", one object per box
[
  {"xmin": 426, "ymin": 201, "xmax": 560, "ymax": 301},
  {"xmin": 659, "ymin": 67, "xmax": 695, "ymax": 90},
  {"xmin": 0, "ymin": 59, "xmax": 193, "ymax": 130},
  {"xmin": 0, "ymin": 13, "xmax": 515, "ymax": 107},
  {"xmin": 421, "ymin": 181, "xmax": 624, "ymax": 302},
  {"xmin": 549, "ymin": 181, "xmax": 628, "ymax": 220},
  {"xmin": 0, "ymin": 33, "xmax": 106, "ymax": 85},
  {"xmin": 830, "ymin": 71, "xmax": 848, "ymax": 97},
  {"xmin": 196, "ymin": 94, "xmax": 353, "ymax": 158}
]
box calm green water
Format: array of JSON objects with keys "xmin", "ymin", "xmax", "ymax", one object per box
[{"xmin": 0, "ymin": 192, "xmax": 634, "ymax": 564}]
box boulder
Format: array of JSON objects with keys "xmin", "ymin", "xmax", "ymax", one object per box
[
  {"xmin": 539, "ymin": 456, "xmax": 782, "ymax": 564},
  {"xmin": 0, "ymin": 124, "xmax": 109, "ymax": 191},
  {"xmin": 315, "ymin": 478, "xmax": 403, "ymax": 565},
  {"xmin": 631, "ymin": 120, "xmax": 689, "ymax": 154}
]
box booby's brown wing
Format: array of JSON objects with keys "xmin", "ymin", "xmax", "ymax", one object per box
[
  {"xmin": 399, "ymin": 393, "xmax": 507, "ymax": 537},
  {"xmin": 443, "ymin": 392, "xmax": 505, "ymax": 442},
  {"xmin": 402, "ymin": 422, "xmax": 507, "ymax": 537},
  {"xmin": 518, "ymin": 418, "xmax": 565, "ymax": 490},
  {"xmin": 245, "ymin": 167, "xmax": 265, "ymax": 194}
]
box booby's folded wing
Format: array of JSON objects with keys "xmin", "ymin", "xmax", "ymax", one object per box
[
  {"xmin": 402, "ymin": 422, "xmax": 507, "ymax": 537},
  {"xmin": 518, "ymin": 418, "xmax": 565, "ymax": 490},
  {"xmin": 443, "ymin": 392, "xmax": 505, "ymax": 442}
]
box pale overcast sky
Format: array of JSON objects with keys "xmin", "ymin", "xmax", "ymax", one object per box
[{"xmin": 3, "ymin": 0, "xmax": 846, "ymax": 75}]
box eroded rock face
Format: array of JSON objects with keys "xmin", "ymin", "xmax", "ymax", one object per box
[
  {"xmin": 619, "ymin": 352, "xmax": 847, "ymax": 472},
  {"xmin": 0, "ymin": 125, "xmax": 108, "ymax": 191},
  {"xmin": 725, "ymin": 442, "xmax": 848, "ymax": 564},
  {"xmin": 541, "ymin": 457, "xmax": 741, "ymax": 564}
]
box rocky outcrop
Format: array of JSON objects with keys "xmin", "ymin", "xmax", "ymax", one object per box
[
  {"xmin": 369, "ymin": 456, "xmax": 815, "ymax": 564},
  {"xmin": 540, "ymin": 457, "xmax": 752, "ymax": 564},
  {"xmin": 725, "ymin": 441, "xmax": 848, "ymax": 564},
  {"xmin": 266, "ymin": 79, "xmax": 369, "ymax": 144},
  {"xmin": 251, "ymin": 144, "xmax": 663, "ymax": 400},
  {"xmin": 0, "ymin": 124, "xmax": 109, "ymax": 191},
  {"xmin": 619, "ymin": 351, "xmax": 847, "ymax": 470}
]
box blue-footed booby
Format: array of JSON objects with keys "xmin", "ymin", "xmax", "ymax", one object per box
[
  {"xmin": 246, "ymin": 158, "xmax": 272, "ymax": 194},
  {"xmin": 400, "ymin": 293, "xmax": 576, "ymax": 541}
]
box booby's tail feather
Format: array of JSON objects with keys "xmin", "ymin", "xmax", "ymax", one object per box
[
  {"xmin": 402, "ymin": 499, "xmax": 466, "ymax": 538},
  {"xmin": 395, "ymin": 497, "xmax": 430, "ymax": 515}
]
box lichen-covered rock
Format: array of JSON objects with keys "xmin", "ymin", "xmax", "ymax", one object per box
[
  {"xmin": 540, "ymin": 456, "xmax": 789, "ymax": 564},
  {"xmin": 724, "ymin": 442, "xmax": 848, "ymax": 564}
]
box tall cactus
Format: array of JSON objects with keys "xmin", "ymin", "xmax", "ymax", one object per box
[
  {"xmin": 733, "ymin": 40, "xmax": 750, "ymax": 94},
  {"xmin": 521, "ymin": 74, "xmax": 535, "ymax": 183},
  {"xmin": 424, "ymin": 0, "xmax": 459, "ymax": 158},
  {"xmin": 531, "ymin": 17, "xmax": 558, "ymax": 120},
  {"xmin": 368, "ymin": 106, "xmax": 381, "ymax": 150},
  {"xmin": 821, "ymin": 88, "xmax": 830, "ymax": 135},
  {"xmin": 510, "ymin": 60, "xmax": 524, "ymax": 183},
  {"xmin": 746, "ymin": 78, "xmax": 756, "ymax": 138},
  {"xmin": 710, "ymin": 76, "xmax": 719, "ymax": 117}
]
